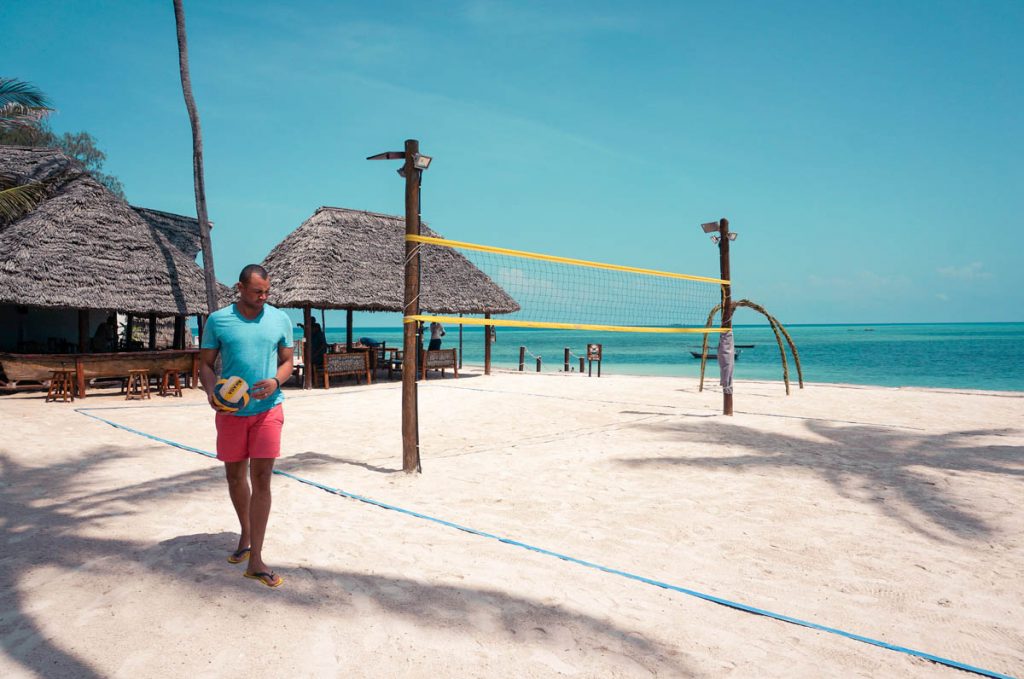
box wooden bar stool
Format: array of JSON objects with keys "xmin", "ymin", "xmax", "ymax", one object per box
[
  {"xmin": 46, "ymin": 370, "xmax": 76, "ymax": 403},
  {"xmin": 125, "ymin": 369, "xmax": 151, "ymax": 400},
  {"xmin": 159, "ymin": 369, "xmax": 183, "ymax": 397}
]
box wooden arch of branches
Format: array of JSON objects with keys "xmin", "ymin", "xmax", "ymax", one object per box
[{"xmin": 698, "ymin": 299, "xmax": 804, "ymax": 395}]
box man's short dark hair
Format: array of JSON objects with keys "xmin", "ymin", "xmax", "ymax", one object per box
[{"xmin": 239, "ymin": 264, "xmax": 269, "ymax": 284}]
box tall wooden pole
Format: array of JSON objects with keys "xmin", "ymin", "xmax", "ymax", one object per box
[
  {"xmin": 346, "ymin": 309, "xmax": 353, "ymax": 349},
  {"xmin": 401, "ymin": 139, "xmax": 422, "ymax": 473},
  {"xmin": 173, "ymin": 0, "xmax": 218, "ymax": 318},
  {"xmin": 484, "ymin": 312, "xmax": 492, "ymax": 375},
  {"xmin": 303, "ymin": 305, "xmax": 313, "ymax": 389},
  {"xmin": 718, "ymin": 218, "xmax": 733, "ymax": 416}
]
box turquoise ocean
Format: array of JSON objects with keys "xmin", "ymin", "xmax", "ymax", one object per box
[{"xmin": 310, "ymin": 323, "xmax": 1024, "ymax": 392}]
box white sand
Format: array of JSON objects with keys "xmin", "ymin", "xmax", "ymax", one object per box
[{"xmin": 1, "ymin": 370, "xmax": 1021, "ymax": 678}]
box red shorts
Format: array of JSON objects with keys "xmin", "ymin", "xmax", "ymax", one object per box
[{"xmin": 215, "ymin": 405, "xmax": 284, "ymax": 463}]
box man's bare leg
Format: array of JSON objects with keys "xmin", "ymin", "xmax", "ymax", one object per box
[
  {"xmin": 245, "ymin": 458, "xmax": 277, "ymax": 579},
  {"xmin": 224, "ymin": 460, "xmax": 251, "ymax": 554}
]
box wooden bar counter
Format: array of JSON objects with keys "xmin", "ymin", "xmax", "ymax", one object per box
[{"xmin": 0, "ymin": 350, "xmax": 200, "ymax": 398}]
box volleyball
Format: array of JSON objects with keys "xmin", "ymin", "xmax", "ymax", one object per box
[{"xmin": 213, "ymin": 376, "xmax": 249, "ymax": 412}]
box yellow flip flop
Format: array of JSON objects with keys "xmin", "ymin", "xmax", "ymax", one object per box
[
  {"xmin": 227, "ymin": 547, "xmax": 251, "ymax": 564},
  {"xmin": 244, "ymin": 571, "xmax": 284, "ymax": 588}
]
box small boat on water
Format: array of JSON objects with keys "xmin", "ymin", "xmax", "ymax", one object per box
[{"xmin": 690, "ymin": 349, "xmax": 742, "ymax": 360}]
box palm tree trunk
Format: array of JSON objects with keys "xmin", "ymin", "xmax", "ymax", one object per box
[{"xmin": 173, "ymin": 0, "xmax": 219, "ymax": 317}]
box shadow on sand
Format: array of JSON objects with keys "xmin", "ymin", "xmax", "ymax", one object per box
[
  {"xmin": 0, "ymin": 446, "xmax": 692, "ymax": 677},
  {"xmin": 618, "ymin": 417, "xmax": 1024, "ymax": 542}
]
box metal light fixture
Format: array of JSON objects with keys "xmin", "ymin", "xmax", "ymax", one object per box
[
  {"xmin": 369, "ymin": 151, "xmax": 433, "ymax": 177},
  {"xmin": 700, "ymin": 220, "xmax": 737, "ymax": 243},
  {"xmin": 396, "ymin": 153, "xmax": 433, "ymax": 178}
]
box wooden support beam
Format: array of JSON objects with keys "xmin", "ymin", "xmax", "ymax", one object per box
[{"xmin": 303, "ymin": 305, "xmax": 313, "ymax": 389}]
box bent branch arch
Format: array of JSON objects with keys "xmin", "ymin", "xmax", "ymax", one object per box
[{"xmin": 698, "ymin": 299, "xmax": 803, "ymax": 395}]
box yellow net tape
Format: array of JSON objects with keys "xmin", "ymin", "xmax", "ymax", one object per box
[
  {"xmin": 405, "ymin": 315, "xmax": 726, "ymax": 334},
  {"xmin": 407, "ymin": 234, "xmax": 727, "ymax": 333},
  {"xmin": 407, "ymin": 234, "xmax": 728, "ymax": 285}
]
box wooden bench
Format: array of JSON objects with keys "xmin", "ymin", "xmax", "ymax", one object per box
[
  {"xmin": 322, "ymin": 352, "xmax": 372, "ymax": 388},
  {"xmin": 421, "ymin": 349, "xmax": 458, "ymax": 380}
]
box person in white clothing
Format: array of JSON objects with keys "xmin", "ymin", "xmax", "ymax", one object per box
[{"xmin": 428, "ymin": 321, "xmax": 446, "ymax": 350}]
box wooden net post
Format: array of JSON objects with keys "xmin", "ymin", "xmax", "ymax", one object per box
[{"xmin": 401, "ymin": 139, "xmax": 422, "ymax": 473}]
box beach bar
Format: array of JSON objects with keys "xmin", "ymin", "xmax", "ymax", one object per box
[
  {"xmin": 0, "ymin": 146, "xmax": 230, "ymax": 396},
  {"xmin": 0, "ymin": 350, "xmax": 199, "ymax": 397}
]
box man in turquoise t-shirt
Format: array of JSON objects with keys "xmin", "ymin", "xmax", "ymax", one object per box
[{"xmin": 200, "ymin": 264, "xmax": 293, "ymax": 589}]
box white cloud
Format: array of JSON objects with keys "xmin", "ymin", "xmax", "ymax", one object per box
[
  {"xmin": 806, "ymin": 270, "xmax": 909, "ymax": 295},
  {"xmin": 937, "ymin": 262, "xmax": 992, "ymax": 281}
]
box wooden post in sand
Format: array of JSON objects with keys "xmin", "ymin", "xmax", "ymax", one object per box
[
  {"xmin": 483, "ymin": 312, "xmax": 491, "ymax": 374},
  {"xmin": 303, "ymin": 305, "xmax": 313, "ymax": 390},
  {"xmin": 718, "ymin": 218, "xmax": 733, "ymax": 416},
  {"xmin": 401, "ymin": 139, "xmax": 423, "ymax": 473}
]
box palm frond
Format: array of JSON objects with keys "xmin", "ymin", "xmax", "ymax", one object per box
[
  {"xmin": 0, "ymin": 180, "xmax": 47, "ymax": 221},
  {"xmin": 0, "ymin": 103, "xmax": 51, "ymax": 131},
  {"xmin": 0, "ymin": 78, "xmax": 53, "ymax": 131},
  {"xmin": 0, "ymin": 77, "xmax": 52, "ymax": 110}
]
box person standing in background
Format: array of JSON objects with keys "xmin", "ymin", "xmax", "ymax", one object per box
[{"xmin": 428, "ymin": 321, "xmax": 446, "ymax": 350}]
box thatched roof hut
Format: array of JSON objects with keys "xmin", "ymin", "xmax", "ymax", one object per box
[
  {"xmin": 0, "ymin": 146, "xmax": 229, "ymax": 316},
  {"xmin": 261, "ymin": 206, "xmax": 518, "ymax": 314},
  {"xmin": 132, "ymin": 206, "xmax": 203, "ymax": 260}
]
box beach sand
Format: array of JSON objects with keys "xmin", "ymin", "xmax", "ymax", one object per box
[{"xmin": 1, "ymin": 370, "xmax": 1021, "ymax": 678}]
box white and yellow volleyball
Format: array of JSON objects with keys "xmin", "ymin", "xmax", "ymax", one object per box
[{"xmin": 213, "ymin": 376, "xmax": 250, "ymax": 412}]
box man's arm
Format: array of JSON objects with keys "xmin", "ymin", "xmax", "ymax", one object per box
[
  {"xmin": 199, "ymin": 348, "xmax": 220, "ymax": 410},
  {"xmin": 251, "ymin": 344, "xmax": 294, "ymax": 400}
]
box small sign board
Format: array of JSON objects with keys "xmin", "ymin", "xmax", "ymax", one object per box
[{"xmin": 587, "ymin": 343, "xmax": 602, "ymax": 361}]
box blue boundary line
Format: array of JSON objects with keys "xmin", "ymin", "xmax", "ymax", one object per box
[{"xmin": 75, "ymin": 406, "xmax": 1016, "ymax": 679}]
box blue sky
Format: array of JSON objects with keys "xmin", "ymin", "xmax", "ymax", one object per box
[{"xmin": 3, "ymin": 0, "xmax": 1021, "ymax": 325}]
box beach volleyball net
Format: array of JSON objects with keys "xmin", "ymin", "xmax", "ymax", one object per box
[{"xmin": 406, "ymin": 234, "xmax": 728, "ymax": 334}]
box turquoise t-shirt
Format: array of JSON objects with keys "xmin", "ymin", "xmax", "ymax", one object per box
[{"xmin": 201, "ymin": 303, "xmax": 293, "ymax": 416}]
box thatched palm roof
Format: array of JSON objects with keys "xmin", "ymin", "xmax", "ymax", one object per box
[
  {"xmin": 261, "ymin": 206, "xmax": 519, "ymax": 314},
  {"xmin": 0, "ymin": 146, "xmax": 230, "ymax": 316},
  {"xmin": 132, "ymin": 206, "xmax": 202, "ymax": 259}
]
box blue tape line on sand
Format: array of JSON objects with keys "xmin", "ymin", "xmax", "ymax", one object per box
[{"xmin": 76, "ymin": 407, "xmax": 1015, "ymax": 679}]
